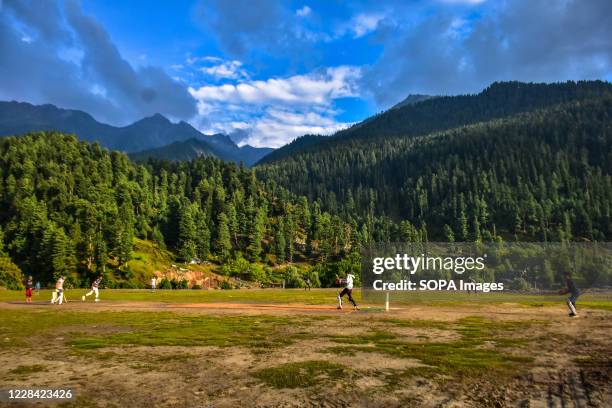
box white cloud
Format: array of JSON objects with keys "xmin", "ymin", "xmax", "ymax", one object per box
[
  {"xmin": 296, "ymin": 5, "xmax": 311, "ymax": 17},
  {"xmin": 189, "ymin": 66, "xmax": 360, "ymax": 147},
  {"xmin": 199, "ymin": 109, "xmax": 350, "ymax": 148},
  {"xmin": 332, "ymin": 12, "xmax": 386, "ymax": 39},
  {"xmin": 244, "ymin": 110, "xmax": 349, "ymax": 148},
  {"xmin": 190, "ymin": 66, "xmax": 360, "ymax": 105},
  {"xmin": 351, "ymin": 13, "xmax": 385, "ymax": 38},
  {"xmin": 200, "ymin": 60, "xmax": 246, "ymax": 80}
]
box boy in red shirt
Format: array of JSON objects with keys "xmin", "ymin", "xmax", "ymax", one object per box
[{"xmin": 25, "ymin": 275, "xmax": 33, "ymax": 303}]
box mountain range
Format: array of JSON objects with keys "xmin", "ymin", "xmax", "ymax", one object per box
[
  {"xmin": 257, "ymin": 80, "xmax": 612, "ymax": 165},
  {"xmin": 128, "ymin": 137, "xmax": 273, "ymax": 165},
  {"xmin": 254, "ymin": 80, "xmax": 612, "ymax": 239},
  {"xmin": 0, "ymin": 101, "xmax": 272, "ymax": 166}
]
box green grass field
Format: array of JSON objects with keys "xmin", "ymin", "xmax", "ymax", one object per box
[
  {"xmin": 1, "ymin": 289, "xmax": 610, "ymax": 407},
  {"xmin": 1, "ymin": 287, "xmax": 611, "ymax": 310}
]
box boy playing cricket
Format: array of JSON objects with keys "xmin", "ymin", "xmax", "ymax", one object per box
[
  {"xmin": 304, "ymin": 276, "xmax": 312, "ymax": 291},
  {"xmin": 51, "ymin": 275, "xmax": 65, "ymax": 305},
  {"xmin": 82, "ymin": 275, "xmax": 103, "ymax": 302},
  {"xmin": 559, "ymin": 272, "xmax": 580, "ymax": 317},
  {"xmin": 337, "ymin": 272, "xmax": 359, "ymax": 310},
  {"xmin": 25, "ymin": 275, "xmax": 33, "ymax": 303}
]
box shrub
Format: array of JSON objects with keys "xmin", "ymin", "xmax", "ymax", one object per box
[
  {"xmin": 170, "ymin": 279, "xmax": 188, "ymax": 289},
  {"xmin": 117, "ymin": 266, "xmax": 134, "ymax": 281},
  {"xmin": 264, "ymin": 254, "xmax": 275, "ymax": 266},
  {"xmin": 120, "ymin": 280, "xmax": 140, "ymax": 289},
  {"xmin": 191, "ymin": 284, "xmax": 202, "ymax": 289},
  {"xmin": 306, "ymin": 270, "xmax": 321, "ymax": 288},
  {"xmin": 219, "ymin": 280, "xmax": 233, "ymax": 290},
  {"xmin": 510, "ymin": 277, "xmax": 531, "ymax": 291},
  {"xmin": 159, "ymin": 278, "xmax": 172, "ymax": 289},
  {"xmin": 64, "ymin": 275, "xmax": 80, "ymax": 289},
  {"xmin": 103, "ymin": 279, "xmax": 118, "ymax": 289},
  {"xmin": 283, "ymin": 266, "xmax": 304, "ymax": 288},
  {"xmin": 0, "ymin": 256, "xmax": 24, "ymax": 290}
]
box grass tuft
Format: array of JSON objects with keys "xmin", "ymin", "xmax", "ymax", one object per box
[
  {"xmin": 254, "ymin": 360, "xmax": 347, "ymax": 388},
  {"xmin": 9, "ymin": 364, "xmax": 48, "ymax": 376}
]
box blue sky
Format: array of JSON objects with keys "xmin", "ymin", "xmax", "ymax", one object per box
[{"xmin": 1, "ymin": 0, "xmax": 611, "ymax": 147}]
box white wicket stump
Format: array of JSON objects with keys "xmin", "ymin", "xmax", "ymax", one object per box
[
  {"xmin": 51, "ymin": 291, "xmax": 68, "ymax": 304},
  {"xmin": 567, "ymin": 299, "xmax": 577, "ymax": 315}
]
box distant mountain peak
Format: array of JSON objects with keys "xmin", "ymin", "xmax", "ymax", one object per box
[
  {"xmin": 129, "ymin": 136, "xmax": 273, "ymax": 166},
  {"xmin": 0, "ymin": 100, "xmax": 275, "ymax": 164},
  {"xmin": 139, "ymin": 112, "xmax": 171, "ymax": 124},
  {"xmin": 391, "ymin": 94, "xmax": 435, "ymax": 110}
]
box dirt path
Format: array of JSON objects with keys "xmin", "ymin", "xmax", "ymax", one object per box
[{"xmin": 0, "ymin": 299, "xmax": 584, "ymax": 319}]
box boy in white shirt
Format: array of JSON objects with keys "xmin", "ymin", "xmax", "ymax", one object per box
[
  {"xmin": 51, "ymin": 276, "xmax": 65, "ymax": 305},
  {"xmin": 337, "ymin": 272, "xmax": 359, "ymax": 310}
]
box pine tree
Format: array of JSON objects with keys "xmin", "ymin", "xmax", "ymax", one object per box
[
  {"xmin": 443, "ymin": 224, "xmax": 455, "ymax": 243},
  {"xmin": 94, "ymin": 232, "xmax": 108, "ymax": 273},
  {"xmin": 247, "ymin": 209, "xmax": 265, "ymax": 261},
  {"xmin": 284, "ymin": 214, "xmax": 295, "ymax": 262},
  {"xmin": 51, "ymin": 227, "xmax": 77, "ymax": 281},
  {"xmin": 194, "ymin": 209, "xmax": 210, "ymax": 259},
  {"xmin": 275, "ymin": 219, "xmax": 286, "ymax": 264},
  {"xmin": 177, "ymin": 203, "xmax": 197, "ymax": 262},
  {"xmin": 471, "ymin": 215, "xmax": 482, "ymax": 243},
  {"xmin": 227, "ymin": 203, "xmax": 239, "ymax": 246},
  {"xmin": 215, "ymin": 213, "xmax": 232, "ymax": 261}
]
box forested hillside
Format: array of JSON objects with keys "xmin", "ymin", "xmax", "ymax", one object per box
[
  {"xmin": 258, "ymin": 81, "xmax": 612, "ymax": 164},
  {"xmin": 0, "ymin": 133, "xmax": 362, "ymax": 287},
  {"xmin": 257, "ymin": 96, "xmax": 612, "ymax": 242},
  {"xmin": 1, "ymin": 82, "xmax": 611, "ymax": 290}
]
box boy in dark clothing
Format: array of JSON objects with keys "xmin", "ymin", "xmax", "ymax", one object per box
[
  {"xmin": 559, "ymin": 272, "xmax": 580, "ymax": 317},
  {"xmin": 82, "ymin": 275, "xmax": 103, "ymax": 302}
]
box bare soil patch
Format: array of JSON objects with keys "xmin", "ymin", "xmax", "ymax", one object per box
[{"xmin": 0, "ymin": 300, "xmax": 610, "ymax": 407}]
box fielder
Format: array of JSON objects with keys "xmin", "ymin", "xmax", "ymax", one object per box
[
  {"xmin": 51, "ymin": 275, "xmax": 66, "ymax": 305},
  {"xmin": 337, "ymin": 272, "xmax": 359, "ymax": 310},
  {"xmin": 25, "ymin": 275, "xmax": 33, "ymax": 303},
  {"xmin": 559, "ymin": 272, "xmax": 580, "ymax": 317},
  {"xmin": 82, "ymin": 275, "xmax": 103, "ymax": 302}
]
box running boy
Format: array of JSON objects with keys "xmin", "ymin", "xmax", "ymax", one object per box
[
  {"xmin": 559, "ymin": 272, "xmax": 580, "ymax": 317},
  {"xmin": 82, "ymin": 275, "xmax": 103, "ymax": 302},
  {"xmin": 25, "ymin": 275, "xmax": 33, "ymax": 303},
  {"xmin": 51, "ymin": 275, "xmax": 65, "ymax": 305},
  {"xmin": 337, "ymin": 272, "xmax": 359, "ymax": 310}
]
